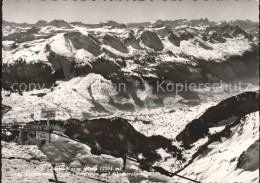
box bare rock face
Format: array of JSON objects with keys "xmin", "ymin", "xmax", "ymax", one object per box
[
  {"xmin": 177, "ymin": 31, "xmax": 194, "ymax": 41},
  {"xmin": 101, "ymin": 20, "xmax": 127, "ymax": 29},
  {"xmin": 207, "ymin": 23, "xmax": 254, "ymax": 40},
  {"xmin": 208, "ymin": 32, "xmax": 226, "ymax": 43},
  {"xmin": 219, "ymin": 24, "xmax": 247, "ymax": 37},
  {"xmin": 140, "ymin": 30, "xmax": 164, "ymax": 51},
  {"xmin": 35, "ymin": 20, "xmax": 47, "ymax": 27},
  {"xmin": 47, "ymin": 49, "xmax": 72, "ymax": 80},
  {"xmin": 46, "ymin": 19, "xmax": 72, "ymax": 28},
  {"xmin": 101, "ymin": 47, "xmax": 118, "ymax": 58},
  {"xmin": 64, "ymin": 32, "xmax": 102, "ymax": 56},
  {"xmin": 103, "ymin": 34, "xmax": 129, "ymax": 53},
  {"xmin": 123, "ymin": 33, "xmax": 143, "ymax": 50},
  {"xmin": 168, "ymin": 32, "xmax": 180, "ymax": 47},
  {"xmin": 237, "ymin": 140, "xmax": 259, "ymax": 171},
  {"xmin": 155, "ymin": 26, "xmax": 172, "ymax": 38},
  {"xmin": 194, "ymin": 37, "xmax": 212, "ymax": 50}
]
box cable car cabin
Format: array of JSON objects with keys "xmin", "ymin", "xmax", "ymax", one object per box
[
  {"xmin": 2, "ymin": 129, "xmax": 20, "ymax": 142},
  {"xmin": 18, "ymin": 130, "xmax": 46, "ymax": 146},
  {"xmin": 2, "ymin": 128, "xmax": 47, "ymax": 146}
]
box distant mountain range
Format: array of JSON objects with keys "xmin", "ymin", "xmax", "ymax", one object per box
[
  {"xmin": 2, "ymin": 18, "xmax": 259, "ymax": 121},
  {"xmin": 2, "ymin": 18, "xmax": 259, "ymax": 183},
  {"xmin": 3, "ymin": 18, "xmax": 258, "ymax": 28}
]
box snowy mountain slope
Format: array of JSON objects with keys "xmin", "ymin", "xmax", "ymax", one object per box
[
  {"xmin": 2, "ymin": 19, "xmax": 257, "ymax": 63},
  {"xmin": 124, "ymin": 91, "xmax": 259, "ymax": 174},
  {"xmin": 177, "ymin": 91, "xmax": 259, "ymax": 147},
  {"xmin": 2, "ymin": 19, "xmax": 258, "ymax": 130},
  {"xmin": 174, "ymin": 112, "xmax": 259, "ymax": 182},
  {"xmin": 2, "ymin": 73, "xmax": 140, "ymax": 124},
  {"xmin": 2, "ymin": 18, "xmax": 259, "ymax": 182},
  {"xmin": 2, "ymin": 135, "xmax": 173, "ymax": 183},
  {"xmin": 2, "ymin": 73, "xmax": 257, "ymax": 125},
  {"xmin": 2, "ymin": 90, "xmax": 258, "ymax": 182},
  {"xmin": 2, "ymin": 19, "xmax": 258, "ymax": 99}
]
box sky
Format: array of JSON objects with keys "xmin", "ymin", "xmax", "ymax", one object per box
[{"xmin": 3, "ymin": 0, "xmax": 259, "ymax": 24}]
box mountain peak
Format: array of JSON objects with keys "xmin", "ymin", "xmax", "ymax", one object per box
[
  {"xmin": 36, "ymin": 20, "xmax": 47, "ymax": 24},
  {"xmin": 101, "ymin": 20, "xmax": 126, "ymax": 28},
  {"xmin": 46, "ymin": 19, "xmax": 72, "ymax": 28},
  {"xmin": 35, "ymin": 20, "xmax": 47, "ymax": 27}
]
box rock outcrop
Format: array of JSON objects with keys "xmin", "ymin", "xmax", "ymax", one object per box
[
  {"xmin": 168, "ymin": 32, "xmax": 180, "ymax": 47},
  {"xmin": 35, "ymin": 20, "xmax": 47, "ymax": 27},
  {"xmin": 64, "ymin": 32, "xmax": 102, "ymax": 56},
  {"xmin": 237, "ymin": 140, "xmax": 259, "ymax": 171},
  {"xmin": 46, "ymin": 19, "xmax": 72, "ymax": 28},
  {"xmin": 194, "ymin": 37, "xmax": 212, "ymax": 50},
  {"xmin": 140, "ymin": 30, "xmax": 164, "ymax": 51},
  {"xmin": 101, "ymin": 20, "xmax": 127, "ymax": 29},
  {"xmin": 155, "ymin": 26, "xmax": 172, "ymax": 38},
  {"xmin": 207, "ymin": 23, "xmax": 253, "ymax": 40},
  {"xmin": 123, "ymin": 33, "xmax": 143, "ymax": 50},
  {"xmin": 219, "ymin": 24, "xmax": 248, "ymax": 37},
  {"xmin": 208, "ymin": 32, "xmax": 226, "ymax": 43},
  {"xmin": 102, "ymin": 34, "xmax": 129, "ymax": 53},
  {"xmin": 177, "ymin": 31, "xmax": 194, "ymax": 41}
]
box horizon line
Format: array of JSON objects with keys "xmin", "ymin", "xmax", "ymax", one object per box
[{"xmin": 3, "ymin": 18, "xmax": 258, "ymax": 25}]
